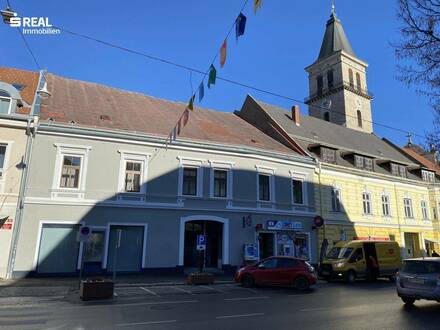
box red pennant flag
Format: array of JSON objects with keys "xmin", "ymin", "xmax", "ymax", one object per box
[
  {"xmin": 182, "ymin": 109, "xmax": 189, "ymax": 126},
  {"xmin": 220, "ymin": 39, "xmax": 227, "ymax": 68}
]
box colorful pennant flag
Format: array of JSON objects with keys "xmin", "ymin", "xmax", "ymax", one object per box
[
  {"xmin": 220, "ymin": 39, "xmax": 227, "ymax": 68},
  {"xmin": 254, "ymin": 0, "xmax": 262, "ymax": 14},
  {"xmin": 198, "ymin": 82, "xmax": 205, "ymax": 102},
  {"xmin": 177, "ymin": 117, "xmax": 182, "ymax": 135},
  {"xmin": 208, "ymin": 65, "xmax": 217, "ymax": 88},
  {"xmin": 236, "ymin": 13, "xmax": 247, "ymax": 40},
  {"xmin": 187, "ymin": 94, "xmax": 195, "ymax": 111},
  {"xmin": 182, "ymin": 109, "xmax": 189, "ymax": 126}
]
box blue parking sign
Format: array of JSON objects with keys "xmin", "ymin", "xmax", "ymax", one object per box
[{"xmin": 197, "ymin": 235, "xmax": 206, "ymax": 250}]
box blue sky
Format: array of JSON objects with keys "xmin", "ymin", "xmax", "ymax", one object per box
[{"xmin": 1, "ymin": 0, "xmax": 431, "ymax": 147}]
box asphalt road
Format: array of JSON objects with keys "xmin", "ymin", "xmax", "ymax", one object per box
[{"xmin": 1, "ymin": 280, "xmax": 440, "ymax": 330}]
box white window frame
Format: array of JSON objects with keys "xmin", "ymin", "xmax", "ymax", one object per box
[
  {"xmin": 52, "ymin": 144, "xmax": 91, "ymax": 198},
  {"xmin": 0, "ymin": 93, "xmax": 12, "ymax": 115},
  {"xmin": 256, "ymin": 165, "xmax": 275, "ymax": 203},
  {"xmin": 178, "ymin": 157, "xmax": 205, "ymax": 198},
  {"xmin": 422, "ymin": 170, "xmax": 435, "ymax": 183},
  {"xmin": 362, "ymin": 190, "xmax": 373, "ymax": 215},
  {"xmin": 331, "ymin": 186, "xmax": 342, "ymax": 212},
  {"xmin": 209, "ymin": 160, "xmax": 234, "ymax": 200},
  {"xmin": 381, "ymin": 193, "xmax": 392, "ymax": 218},
  {"xmin": 0, "ymin": 140, "xmax": 12, "ymax": 185},
  {"xmin": 117, "ymin": 150, "xmax": 150, "ymax": 195},
  {"xmin": 290, "ymin": 170, "xmax": 308, "ymax": 206},
  {"xmin": 421, "ymin": 199, "xmax": 429, "ymax": 221},
  {"xmin": 404, "ymin": 197, "xmax": 414, "ymax": 219}
]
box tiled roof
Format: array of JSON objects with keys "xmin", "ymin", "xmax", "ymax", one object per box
[
  {"xmin": 39, "ymin": 73, "xmax": 298, "ymax": 155},
  {"xmin": 0, "ymin": 66, "xmax": 39, "ymax": 113},
  {"xmin": 401, "ymin": 147, "xmax": 440, "ymax": 175}
]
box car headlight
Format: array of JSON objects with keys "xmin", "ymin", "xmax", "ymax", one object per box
[{"xmin": 335, "ymin": 262, "xmax": 345, "ymax": 268}]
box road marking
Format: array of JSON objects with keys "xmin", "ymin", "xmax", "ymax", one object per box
[
  {"xmin": 244, "ymin": 287, "xmax": 259, "ymax": 294},
  {"xmin": 300, "ymin": 307, "xmax": 331, "ymax": 312},
  {"xmin": 200, "ymin": 285, "xmax": 224, "ymax": 293},
  {"xmin": 117, "ymin": 320, "xmax": 177, "ymax": 327},
  {"xmin": 173, "ymin": 286, "xmax": 194, "ymax": 295},
  {"xmin": 224, "ymin": 296, "xmax": 270, "ymax": 301},
  {"xmin": 62, "ymin": 300, "xmax": 199, "ymax": 310},
  {"xmin": 216, "ymin": 312, "xmax": 265, "ymax": 319},
  {"xmin": 139, "ymin": 286, "xmax": 160, "ymax": 297},
  {"xmin": 288, "ymin": 293, "xmax": 324, "ymax": 297}
]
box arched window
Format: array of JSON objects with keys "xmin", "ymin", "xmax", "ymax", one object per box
[
  {"xmin": 327, "ymin": 70, "xmax": 334, "ymax": 88},
  {"xmin": 356, "ymin": 72, "xmax": 362, "ymax": 92},
  {"xmin": 357, "ymin": 110, "xmax": 363, "ymax": 127},
  {"xmin": 324, "ymin": 112, "xmax": 330, "ymax": 122},
  {"xmin": 317, "ymin": 75, "xmax": 323, "ymax": 96},
  {"xmin": 348, "ymin": 69, "xmax": 354, "ymax": 88},
  {"xmin": 0, "ymin": 90, "xmax": 11, "ymax": 115}
]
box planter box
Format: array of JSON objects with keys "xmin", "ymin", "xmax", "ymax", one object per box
[
  {"xmin": 80, "ymin": 279, "xmax": 114, "ymax": 301},
  {"xmin": 186, "ymin": 273, "xmax": 215, "ymax": 285}
]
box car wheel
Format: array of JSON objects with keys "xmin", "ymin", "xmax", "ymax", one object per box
[
  {"xmin": 401, "ymin": 297, "xmax": 415, "ymax": 306},
  {"xmin": 345, "ymin": 270, "xmax": 356, "ymax": 284},
  {"xmin": 241, "ymin": 274, "xmax": 255, "ymax": 288},
  {"xmin": 294, "ymin": 276, "xmax": 310, "ymax": 291}
]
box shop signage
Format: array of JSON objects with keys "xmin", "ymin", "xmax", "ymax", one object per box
[
  {"xmin": 0, "ymin": 216, "xmax": 12, "ymax": 230},
  {"xmin": 266, "ymin": 221, "xmax": 302, "ymax": 231},
  {"xmin": 355, "ymin": 236, "xmax": 390, "ymax": 241}
]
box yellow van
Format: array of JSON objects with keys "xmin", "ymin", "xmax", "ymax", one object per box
[{"xmin": 319, "ymin": 240, "xmax": 401, "ymax": 283}]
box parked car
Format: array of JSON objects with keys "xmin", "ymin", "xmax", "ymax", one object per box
[
  {"xmin": 396, "ymin": 258, "xmax": 440, "ymax": 306},
  {"xmin": 319, "ymin": 240, "xmax": 401, "ymax": 283},
  {"xmin": 234, "ymin": 256, "xmax": 317, "ymax": 291}
]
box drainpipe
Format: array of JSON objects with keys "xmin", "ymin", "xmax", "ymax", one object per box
[
  {"xmin": 316, "ymin": 160, "xmax": 326, "ymax": 257},
  {"xmin": 6, "ymin": 70, "xmax": 45, "ymax": 279},
  {"xmin": 393, "ymin": 182, "xmax": 403, "ymax": 258}
]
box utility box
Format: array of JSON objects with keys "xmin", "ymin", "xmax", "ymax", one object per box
[{"xmin": 80, "ymin": 279, "xmax": 114, "ymax": 301}]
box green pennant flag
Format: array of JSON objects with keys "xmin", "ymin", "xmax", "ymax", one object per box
[
  {"xmin": 187, "ymin": 94, "xmax": 195, "ymax": 111},
  {"xmin": 208, "ymin": 65, "xmax": 217, "ymax": 89}
]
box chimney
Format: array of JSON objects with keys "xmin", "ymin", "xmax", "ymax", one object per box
[{"xmin": 292, "ymin": 105, "xmax": 300, "ymax": 126}]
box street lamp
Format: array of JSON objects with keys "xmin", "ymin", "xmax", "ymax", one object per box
[{"xmin": 37, "ymin": 82, "xmax": 51, "ymax": 98}]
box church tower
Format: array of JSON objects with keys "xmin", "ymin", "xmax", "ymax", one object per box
[{"xmin": 305, "ymin": 5, "xmax": 374, "ymax": 133}]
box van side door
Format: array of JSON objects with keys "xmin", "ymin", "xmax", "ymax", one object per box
[{"xmin": 348, "ymin": 248, "xmax": 366, "ymax": 276}]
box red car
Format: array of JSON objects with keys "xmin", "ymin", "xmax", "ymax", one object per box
[{"xmin": 234, "ymin": 256, "xmax": 317, "ymax": 290}]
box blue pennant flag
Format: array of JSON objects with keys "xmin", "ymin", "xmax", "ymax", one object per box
[
  {"xmin": 236, "ymin": 13, "xmax": 247, "ymax": 40},
  {"xmin": 198, "ymin": 82, "xmax": 205, "ymax": 102}
]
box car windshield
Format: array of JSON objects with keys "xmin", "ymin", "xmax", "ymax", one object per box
[
  {"xmin": 326, "ymin": 247, "xmax": 353, "ymax": 259},
  {"xmin": 403, "ymin": 260, "xmax": 440, "ymax": 274}
]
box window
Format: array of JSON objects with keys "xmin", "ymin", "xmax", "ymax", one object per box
[
  {"xmin": 60, "ymin": 155, "xmax": 81, "ymax": 188},
  {"xmin": 331, "ymin": 188, "xmax": 342, "ymax": 212},
  {"xmin": 124, "ymin": 161, "xmax": 142, "ymax": 192},
  {"xmin": 382, "ymin": 194, "xmax": 391, "ymax": 217},
  {"xmin": 317, "ymin": 75, "xmax": 323, "ymax": 96},
  {"xmin": 278, "ymin": 258, "xmax": 298, "ymax": 268},
  {"xmin": 292, "ymin": 179, "xmax": 304, "ymax": 204},
  {"xmin": 183, "ymin": 167, "xmax": 198, "ymax": 196},
  {"xmin": 0, "ymin": 90, "xmax": 11, "ymax": 114},
  {"xmin": 391, "ymin": 163, "xmax": 407, "ymax": 178},
  {"xmin": 355, "ymin": 155, "xmax": 364, "ymax": 169},
  {"xmin": 258, "ymin": 174, "xmax": 271, "ymax": 201},
  {"xmin": 260, "ymin": 258, "xmax": 278, "ymax": 269},
  {"xmin": 399, "ymin": 165, "xmax": 407, "ymax": 178},
  {"xmin": 324, "ymin": 112, "xmax": 330, "ymax": 122},
  {"xmin": 356, "ymin": 72, "xmax": 362, "ymax": 92},
  {"xmin": 421, "ymin": 200, "xmax": 429, "ymax": 220},
  {"xmin": 357, "ymin": 110, "xmax": 363, "ymax": 128},
  {"xmin": 364, "ymin": 158, "xmax": 373, "ymax": 171},
  {"xmin": 348, "ymin": 69, "xmax": 354, "ymax": 88},
  {"xmin": 362, "ymin": 192, "xmax": 372, "ymax": 215},
  {"xmin": 213, "ymin": 169, "xmax": 227, "ymax": 198},
  {"xmin": 0, "ymin": 144, "xmax": 6, "ymax": 177},
  {"xmin": 404, "ymin": 198, "xmax": 414, "ymax": 218},
  {"xmin": 321, "ymin": 147, "xmax": 336, "ymax": 164},
  {"xmin": 354, "ymin": 155, "xmax": 373, "ymax": 171},
  {"xmin": 327, "ymin": 70, "xmax": 334, "ymax": 88},
  {"xmin": 422, "ymin": 170, "xmax": 435, "ymax": 183}
]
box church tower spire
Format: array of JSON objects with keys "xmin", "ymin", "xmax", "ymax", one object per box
[{"xmin": 305, "ymin": 5, "xmax": 374, "ymax": 133}]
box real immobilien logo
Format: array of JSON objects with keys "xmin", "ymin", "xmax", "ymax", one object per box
[{"xmin": 2, "ymin": 10, "xmax": 60, "ymax": 35}]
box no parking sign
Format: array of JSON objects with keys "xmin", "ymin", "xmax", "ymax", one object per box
[{"xmin": 196, "ymin": 234, "xmax": 206, "ymax": 251}]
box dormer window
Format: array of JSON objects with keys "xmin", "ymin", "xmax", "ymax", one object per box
[
  {"xmin": 321, "ymin": 147, "xmax": 336, "ymax": 164},
  {"xmin": 391, "ymin": 163, "xmax": 407, "ymax": 178},
  {"xmin": 422, "ymin": 170, "xmax": 435, "ymax": 183},
  {"xmin": 354, "ymin": 155, "xmax": 374, "ymax": 171},
  {"xmin": 0, "ymin": 90, "xmax": 12, "ymax": 114}
]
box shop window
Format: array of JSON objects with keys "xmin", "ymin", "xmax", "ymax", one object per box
[
  {"xmin": 213, "ymin": 169, "xmax": 228, "ymax": 198},
  {"xmin": 258, "ymin": 174, "xmax": 271, "ymax": 201},
  {"xmin": 84, "ymin": 231, "xmax": 105, "ymax": 263},
  {"xmin": 292, "ymin": 179, "xmax": 304, "ymax": 205},
  {"xmin": 404, "ymin": 198, "xmax": 414, "ymax": 218},
  {"xmin": 331, "ymin": 187, "xmax": 342, "ymax": 212},
  {"xmin": 183, "ymin": 167, "xmax": 198, "ymax": 196}
]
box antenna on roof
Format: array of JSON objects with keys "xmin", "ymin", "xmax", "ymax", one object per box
[
  {"xmin": 331, "ymin": 0, "xmax": 336, "ymax": 16},
  {"xmin": 406, "ymin": 132, "xmax": 413, "ymax": 146}
]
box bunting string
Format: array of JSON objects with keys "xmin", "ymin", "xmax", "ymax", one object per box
[{"xmin": 165, "ymin": 0, "xmax": 255, "ymax": 147}]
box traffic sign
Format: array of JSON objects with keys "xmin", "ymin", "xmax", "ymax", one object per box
[
  {"xmin": 77, "ymin": 226, "xmax": 92, "ymax": 242},
  {"xmin": 196, "ymin": 234, "xmax": 206, "ymax": 251}
]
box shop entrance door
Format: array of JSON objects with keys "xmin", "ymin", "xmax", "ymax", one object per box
[
  {"xmin": 184, "ymin": 221, "xmax": 223, "ymax": 269},
  {"xmin": 404, "ymin": 233, "xmax": 418, "ymax": 258},
  {"xmin": 259, "ymin": 233, "xmax": 275, "ymax": 259}
]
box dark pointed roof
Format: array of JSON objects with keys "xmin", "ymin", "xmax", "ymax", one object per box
[{"xmin": 318, "ymin": 8, "xmax": 355, "ymax": 60}]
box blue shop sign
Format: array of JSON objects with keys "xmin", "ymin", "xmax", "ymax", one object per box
[{"xmin": 266, "ymin": 220, "xmax": 302, "ymax": 231}]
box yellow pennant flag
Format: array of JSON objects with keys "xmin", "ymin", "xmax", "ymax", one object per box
[{"xmin": 254, "ymin": 0, "xmax": 262, "ymax": 14}]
